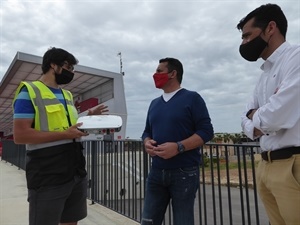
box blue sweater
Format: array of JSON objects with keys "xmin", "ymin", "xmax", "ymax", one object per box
[{"xmin": 142, "ymin": 88, "xmax": 214, "ymax": 169}]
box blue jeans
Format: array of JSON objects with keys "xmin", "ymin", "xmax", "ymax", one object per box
[{"xmin": 141, "ymin": 166, "xmax": 199, "ymax": 225}]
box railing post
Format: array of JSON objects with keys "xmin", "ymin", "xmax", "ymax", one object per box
[{"xmin": 90, "ymin": 141, "xmax": 97, "ymax": 205}]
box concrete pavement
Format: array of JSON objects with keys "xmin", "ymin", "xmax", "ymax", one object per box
[{"xmin": 0, "ymin": 159, "xmax": 139, "ymax": 225}]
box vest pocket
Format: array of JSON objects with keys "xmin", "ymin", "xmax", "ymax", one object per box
[
  {"xmin": 45, "ymin": 104, "xmax": 62, "ymax": 113},
  {"xmin": 45, "ymin": 104, "xmax": 68, "ymax": 131}
]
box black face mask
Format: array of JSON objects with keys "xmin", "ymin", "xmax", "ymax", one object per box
[
  {"xmin": 55, "ymin": 68, "xmax": 74, "ymax": 85},
  {"xmin": 239, "ymin": 35, "xmax": 268, "ymax": 61}
]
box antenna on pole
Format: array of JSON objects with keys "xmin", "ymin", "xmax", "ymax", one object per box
[{"xmin": 117, "ymin": 52, "xmax": 125, "ymax": 76}]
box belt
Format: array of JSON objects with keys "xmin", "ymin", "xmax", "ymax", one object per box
[{"xmin": 261, "ymin": 147, "xmax": 300, "ymax": 162}]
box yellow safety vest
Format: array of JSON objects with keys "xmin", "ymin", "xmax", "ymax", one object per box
[{"xmin": 13, "ymin": 81, "xmax": 79, "ymax": 150}]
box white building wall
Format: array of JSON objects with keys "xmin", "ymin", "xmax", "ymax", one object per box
[{"xmin": 80, "ymin": 72, "xmax": 127, "ymax": 141}]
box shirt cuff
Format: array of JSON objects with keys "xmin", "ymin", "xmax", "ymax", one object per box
[
  {"xmin": 252, "ymin": 110, "xmax": 276, "ymax": 136},
  {"xmin": 242, "ymin": 118, "xmax": 255, "ymax": 140}
]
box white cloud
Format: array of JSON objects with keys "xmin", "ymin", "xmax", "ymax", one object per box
[{"xmin": 1, "ymin": 0, "xmax": 299, "ymax": 138}]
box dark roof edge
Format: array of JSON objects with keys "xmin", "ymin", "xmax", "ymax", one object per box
[
  {"xmin": 0, "ymin": 52, "xmax": 42, "ymax": 93},
  {"xmin": 0, "ymin": 51, "xmax": 122, "ymax": 93}
]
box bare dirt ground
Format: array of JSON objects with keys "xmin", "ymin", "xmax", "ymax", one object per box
[{"xmin": 202, "ymin": 168, "xmax": 255, "ymax": 188}]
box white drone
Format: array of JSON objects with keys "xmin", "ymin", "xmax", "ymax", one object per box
[{"xmin": 77, "ymin": 115, "xmax": 122, "ymax": 134}]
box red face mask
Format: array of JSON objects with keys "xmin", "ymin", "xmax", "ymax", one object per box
[{"xmin": 153, "ymin": 73, "xmax": 169, "ymax": 88}]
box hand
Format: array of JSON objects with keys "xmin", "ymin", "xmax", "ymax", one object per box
[
  {"xmin": 88, "ymin": 104, "xmax": 109, "ymax": 116},
  {"xmin": 153, "ymin": 142, "xmax": 178, "ymax": 159},
  {"xmin": 144, "ymin": 139, "xmax": 158, "ymax": 157},
  {"xmin": 65, "ymin": 123, "xmax": 88, "ymax": 139},
  {"xmin": 254, "ymin": 127, "xmax": 263, "ymax": 137}
]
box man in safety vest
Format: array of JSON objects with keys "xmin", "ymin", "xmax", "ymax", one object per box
[{"xmin": 12, "ymin": 47, "xmax": 108, "ymax": 225}]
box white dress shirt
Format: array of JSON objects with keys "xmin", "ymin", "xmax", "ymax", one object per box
[
  {"xmin": 162, "ymin": 87, "xmax": 182, "ymax": 102},
  {"xmin": 241, "ymin": 42, "xmax": 300, "ymax": 151}
]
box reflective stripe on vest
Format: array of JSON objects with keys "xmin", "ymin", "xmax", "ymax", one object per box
[{"xmin": 26, "ymin": 139, "xmax": 81, "ymax": 151}]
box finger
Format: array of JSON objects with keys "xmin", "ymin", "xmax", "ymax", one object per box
[
  {"xmin": 150, "ymin": 140, "xmax": 157, "ymax": 145},
  {"xmin": 76, "ymin": 122, "xmax": 83, "ymax": 127},
  {"xmin": 97, "ymin": 105, "xmax": 106, "ymax": 110},
  {"xmin": 87, "ymin": 109, "xmax": 93, "ymax": 115}
]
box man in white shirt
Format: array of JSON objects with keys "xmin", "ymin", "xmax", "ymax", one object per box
[{"xmin": 237, "ymin": 4, "xmax": 300, "ymax": 225}]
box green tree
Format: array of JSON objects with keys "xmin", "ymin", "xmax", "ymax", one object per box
[
  {"xmin": 211, "ymin": 133, "xmax": 223, "ymax": 143},
  {"xmin": 222, "ymin": 133, "xmax": 231, "ymax": 143},
  {"xmin": 230, "ymin": 133, "xmax": 242, "ymax": 144}
]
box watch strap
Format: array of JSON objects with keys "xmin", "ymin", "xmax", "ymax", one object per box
[
  {"xmin": 176, "ymin": 142, "xmax": 185, "ymax": 154},
  {"xmin": 246, "ymin": 109, "xmax": 254, "ymax": 119}
]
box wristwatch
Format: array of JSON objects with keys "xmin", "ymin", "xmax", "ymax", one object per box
[
  {"xmin": 176, "ymin": 142, "xmax": 185, "ymax": 154},
  {"xmin": 246, "ymin": 109, "xmax": 255, "ymax": 119}
]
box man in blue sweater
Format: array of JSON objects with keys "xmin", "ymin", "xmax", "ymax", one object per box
[{"xmin": 141, "ymin": 57, "xmax": 214, "ymax": 225}]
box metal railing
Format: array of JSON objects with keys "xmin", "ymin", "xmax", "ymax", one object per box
[
  {"xmin": 1, "ymin": 139, "xmax": 268, "ymax": 225},
  {"xmin": 1, "ymin": 140, "xmax": 26, "ymax": 170}
]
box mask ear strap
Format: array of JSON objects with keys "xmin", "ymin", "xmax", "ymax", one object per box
[
  {"xmin": 52, "ymin": 65, "xmax": 60, "ymax": 75},
  {"xmin": 263, "ymin": 21, "xmax": 274, "ymax": 43},
  {"xmin": 267, "ymin": 35, "xmax": 272, "ymax": 46}
]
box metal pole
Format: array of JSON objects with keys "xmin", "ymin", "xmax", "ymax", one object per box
[
  {"xmin": 117, "ymin": 52, "xmax": 124, "ymax": 76},
  {"xmin": 91, "ymin": 141, "xmax": 97, "ymax": 204}
]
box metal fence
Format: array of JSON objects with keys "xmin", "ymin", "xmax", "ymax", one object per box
[
  {"xmin": 1, "ymin": 140, "xmax": 26, "ymax": 170},
  {"xmin": 1, "ymin": 139, "xmax": 268, "ymax": 225}
]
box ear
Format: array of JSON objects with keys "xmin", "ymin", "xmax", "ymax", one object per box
[
  {"xmin": 266, "ymin": 21, "xmax": 277, "ymax": 36},
  {"xmin": 170, "ymin": 70, "xmax": 177, "ymax": 78},
  {"xmin": 50, "ymin": 63, "xmax": 56, "ymax": 70}
]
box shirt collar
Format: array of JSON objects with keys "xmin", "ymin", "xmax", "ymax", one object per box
[
  {"xmin": 162, "ymin": 87, "xmax": 182, "ymax": 101},
  {"xmin": 260, "ymin": 42, "xmax": 291, "ymax": 71}
]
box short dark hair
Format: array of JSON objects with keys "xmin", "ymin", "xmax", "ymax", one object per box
[
  {"xmin": 159, "ymin": 57, "xmax": 184, "ymax": 84},
  {"xmin": 41, "ymin": 47, "xmax": 78, "ymax": 74},
  {"xmin": 237, "ymin": 4, "xmax": 287, "ymax": 38}
]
